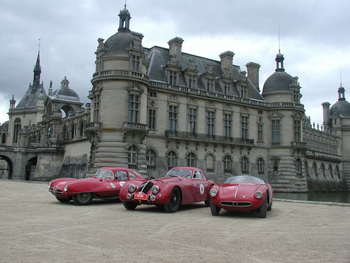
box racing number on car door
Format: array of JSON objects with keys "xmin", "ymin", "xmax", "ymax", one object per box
[{"xmin": 192, "ymin": 170, "xmax": 206, "ymax": 201}]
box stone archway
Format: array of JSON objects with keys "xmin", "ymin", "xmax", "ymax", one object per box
[
  {"xmin": 25, "ymin": 157, "xmax": 38, "ymax": 181},
  {"xmin": 0, "ymin": 155, "xmax": 13, "ymax": 179}
]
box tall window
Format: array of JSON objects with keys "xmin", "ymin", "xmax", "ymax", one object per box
[
  {"xmin": 240, "ymin": 85, "xmax": 247, "ymax": 98},
  {"xmin": 272, "ymin": 119, "xmax": 281, "ymax": 144},
  {"xmin": 128, "ymin": 94, "xmax": 139, "ymax": 123},
  {"xmin": 223, "ymin": 113, "xmax": 232, "ymax": 138},
  {"xmin": 168, "ymin": 105, "xmax": 178, "ymax": 131},
  {"xmin": 207, "ymin": 78, "xmax": 214, "ymax": 92},
  {"xmin": 240, "ymin": 115, "xmax": 248, "ymax": 140},
  {"xmin": 167, "ymin": 151, "xmax": 177, "ymax": 169},
  {"xmin": 293, "ymin": 90, "xmax": 300, "ymax": 103},
  {"xmin": 257, "ymin": 123, "xmax": 263, "ymax": 142},
  {"xmin": 169, "ymin": 71, "xmax": 177, "ymax": 85},
  {"xmin": 13, "ymin": 118, "xmax": 21, "ymax": 143},
  {"xmin": 257, "ymin": 157, "xmax": 265, "ymax": 174},
  {"xmin": 241, "ymin": 156, "xmax": 249, "ymax": 173},
  {"xmin": 128, "ymin": 145, "xmax": 138, "ymax": 169},
  {"xmin": 148, "ymin": 109, "xmax": 156, "ymax": 130},
  {"xmin": 187, "ymin": 108, "xmax": 197, "ymax": 134},
  {"xmin": 93, "ymin": 94, "xmax": 100, "ymax": 122},
  {"xmin": 294, "ymin": 120, "xmax": 301, "ymax": 142},
  {"xmin": 132, "ymin": 55, "xmax": 140, "ymax": 72},
  {"xmin": 188, "ymin": 75, "xmax": 196, "ymax": 89},
  {"xmin": 146, "ymin": 149, "xmax": 156, "ymax": 171},
  {"xmin": 206, "ymin": 110, "xmax": 215, "ymax": 136},
  {"xmin": 296, "ymin": 158, "xmax": 302, "ymax": 177},
  {"xmin": 187, "ymin": 152, "xmax": 197, "ymax": 167},
  {"xmin": 206, "ymin": 154, "xmax": 214, "ymax": 173},
  {"xmin": 223, "ymin": 82, "xmax": 230, "ymax": 95},
  {"xmin": 313, "ymin": 162, "xmax": 318, "ymax": 178},
  {"xmin": 223, "ymin": 155, "xmax": 232, "ymax": 173}
]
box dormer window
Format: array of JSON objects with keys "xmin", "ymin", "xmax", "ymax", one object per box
[
  {"xmin": 206, "ymin": 78, "xmax": 214, "ymax": 92},
  {"xmin": 240, "ymin": 85, "xmax": 247, "ymax": 98},
  {"xmin": 168, "ymin": 70, "xmax": 178, "ymax": 86}
]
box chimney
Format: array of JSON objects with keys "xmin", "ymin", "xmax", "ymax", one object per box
[
  {"xmin": 168, "ymin": 37, "xmax": 184, "ymax": 65},
  {"xmin": 246, "ymin": 62, "xmax": 261, "ymax": 91},
  {"xmin": 322, "ymin": 102, "xmax": 331, "ymax": 130},
  {"xmin": 219, "ymin": 51, "xmax": 234, "ymax": 74}
]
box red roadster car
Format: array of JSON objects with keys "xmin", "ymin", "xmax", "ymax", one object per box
[
  {"xmin": 209, "ymin": 175, "xmax": 273, "ymax": 218},
  {"xmin": 119, "ymin": 167, "xmax": 215, "ymax": 212},
  {"xmin": 48, "ymin": 167, "xmax": 145, "ymax": 205}
]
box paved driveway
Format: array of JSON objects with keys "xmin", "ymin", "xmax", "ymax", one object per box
[{"xmin": 0, "ymin": 180, "xmax": 349, "ymax": 263}]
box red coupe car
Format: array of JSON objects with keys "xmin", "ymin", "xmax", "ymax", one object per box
[
  {"xmin": 48, "ymin": 167, "xmax": 145, "ymax": 205},
  {"xmin": 119, "ymin": 167, "xmax": 215, "ymax": 212},
  {"xmin": 209, "ymin": 175, "xmax": 273, "ymax": 218}
]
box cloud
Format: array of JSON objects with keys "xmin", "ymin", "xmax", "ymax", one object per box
[{"xmin": 1, "ymin": 0, "xmax": 350, "ymax": 127}]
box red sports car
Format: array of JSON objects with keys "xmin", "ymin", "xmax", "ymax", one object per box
[
  {"xmin": 209, "ymin": 175, "xmax": 273, "ymax": 218},
  {"xmin": 48, "ymin": 167, "xmax": 145, "ymax": 205},
  {"xmin": 119, "ymin": 167, "xmax": 215, "ymax": 212}
]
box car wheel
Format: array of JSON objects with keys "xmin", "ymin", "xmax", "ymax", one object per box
[
  {"xmin": 73, "ymin": 192, "xmax": 93, "ymax": 205},
  {"xmin": 267, "ymin": 202, "xmax": 272, "ymax": 211},
  {"xmin": 164, "ymin": 187, "xmax": 181, "ymax": 213},
  {"xmin": 210, "ymin": 201, "xmax": 220, "ymax": 216},
  {"xmin": 258, "ymin": 196, "xmax": 268, "ymax": 218},
  {"xmin": 123, "ymin": 202, "xmax": 138, "ymax": 210},
  {"xmin": 56, "ymin": 197, "xmax": 71, "ymax": 203}
]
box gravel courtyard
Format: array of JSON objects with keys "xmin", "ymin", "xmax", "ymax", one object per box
[{"xmin": 0, "ymin": 180, "xmax": 349, "ymax": 263}]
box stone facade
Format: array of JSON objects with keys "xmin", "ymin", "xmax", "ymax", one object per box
[{"xmin": 0, "ymin": 6, "xmax": 348, "ymax": 192}]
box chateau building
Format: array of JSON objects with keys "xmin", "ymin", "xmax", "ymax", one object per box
[{"xmin": 0, "ymin": 6, "xmax": 348, "ymax": 192}]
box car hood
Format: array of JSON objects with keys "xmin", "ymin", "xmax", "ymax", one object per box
[
  {"xmin": 53, "ymin": 177, "xmax": 103, "ymax": 186},
  {"xmin": 219, "ymin": 183, "xmax": 263, "ymax": 197},
  {"xmin": 151, "ymin": 176, "xmax": 184, "ymax": 185}
]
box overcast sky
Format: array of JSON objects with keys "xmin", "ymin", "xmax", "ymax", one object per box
[{"xmin": 1, "ymin": 0, "xmax": 349, "ymax": 126}]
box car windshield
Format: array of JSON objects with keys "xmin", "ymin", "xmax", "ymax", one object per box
[
  {"xmin": 166, "ymin": 169, "xmax": 192, "ymax": 178},
  {"xmin": 225, "ymin": 175, "xmax": 265, "ymax": 184},
  {"xmin": 94, "ymin": 169, "xmax": 114, "ymax": 180}
]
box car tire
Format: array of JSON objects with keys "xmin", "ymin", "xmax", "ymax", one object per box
[
  {"xmin": 56, "ymin": 197, "xmax": 71, "ymax": 203},
  {"xmin": 123, "ymin": 202, "xmax": 138, "ymax": 210},
  {"xmin": 258, "ymin": 196, "xmax": 268, "ymax": 218},
  {"xmin": 164, "ymin": 187, "xmax": 181, "ymax": 213},
  {"xmin": 210, "ymin": 201, "xmax": 220, "ymax": 216},
  {"xmin": 73, "ymin": 192, "xmax": 93, "ymax": 205}
]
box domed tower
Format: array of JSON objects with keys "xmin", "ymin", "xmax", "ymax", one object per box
[
  {"xmin": 87, "ymin": 5, "xmax": 149, "ymax": 173},
  {"xmin": 262, "ymin": 51, "xmax": 307, "ymax": 192}
]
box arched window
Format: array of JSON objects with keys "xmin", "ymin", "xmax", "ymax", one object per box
[
  {"xmin": 257, "ymin": 157, "xmax": 265, "ymax": 174},
  {"xmin": 187, "ymin": 152, "xmax": 197, "ymax": 167},
  {"xmin": 1, "ymin": 133, "xmax": 6, "ymax": 144},
  {"xmin": 223, "ymin": 155, "xmax": 232, "ymax": 173},
  {"xmin": 128, "ymin": 145, "xmax": 138, "ymax": 169},
  {"xmin": 206, "ymin": 154, "xmax": 214, "ymax": 173},
  {"xmin": 328, "ymin": 164, "xmax": 333, "ymax": 179},
  {"xmin": 313, "ymin": 162, "xmax": 318, "ymax": 178},
  {"xmin": 241, "ymin": 156, "xmax": 249, "ymax": 173},
  {"xmin": 304, "ymin": 161, "xmax": 309, "ymax": 177},
  {"xmin": 321, "ymin": 163, "xmax": 325, "ymax": 177},
  {"xmin": 13, "ymin": 118, "xmax": 21, "ymax": 143},
  {"xmin": 167, "ymin": 151, "xmax": 177, "ymax": 169},
  {"xmin": 146, "ymin": 149, "xmax": 156, "ymax": 171}
]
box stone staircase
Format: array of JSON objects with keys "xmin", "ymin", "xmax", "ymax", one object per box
[{"xmin": 268, "ymin": 174, "xmax": 308, "ymax": 193}]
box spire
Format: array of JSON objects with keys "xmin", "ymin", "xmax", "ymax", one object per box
[
  {"xmin": 33, "ymin": 41, "xmax": 41, "ymax": 86},
  {"xmin": 338, "ymin": 85, "xmax": 346, "ymax": 101},
  {"xmin": 118, "ymin": 3, "xmax": 131, "ymax": 32},
  {"xmin": 275, "ymin": 26, "xmax": 285, "ymax": 72}
]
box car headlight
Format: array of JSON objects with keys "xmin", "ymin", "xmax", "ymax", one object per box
[
  {"xmin": 63, "ymin": 185, "xmax": 68, "ymax": 192},
  {"xmin": 128, "ymin": 184, "xmax": 136, "ymax": 193},
  {"xmin": 209, "ymin": 189, "xmax": 217, "ymax": 197},
  {"xmin": 151, "ymin": 185, "xmax": 160, "ymax": 194},
  {"xmin": 48, "ymin": 182, "xmax": 51, "ymax": 189},
  {"xmin": 255, "ymin": 190, "xmax": 263, "ymax": 199}
]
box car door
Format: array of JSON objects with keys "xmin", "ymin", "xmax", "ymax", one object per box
[{"xmin": 192, "ymin": 170, "xmax": 208, "ymax": 202}]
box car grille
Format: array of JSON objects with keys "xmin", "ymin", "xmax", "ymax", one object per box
[
  {"xmin": 220, "ymin": 201, "xmax": 252, "ymax": 207},
  {"xmin": 137, "ymin": 181, "xmax": 154, "ymax": 193}
]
